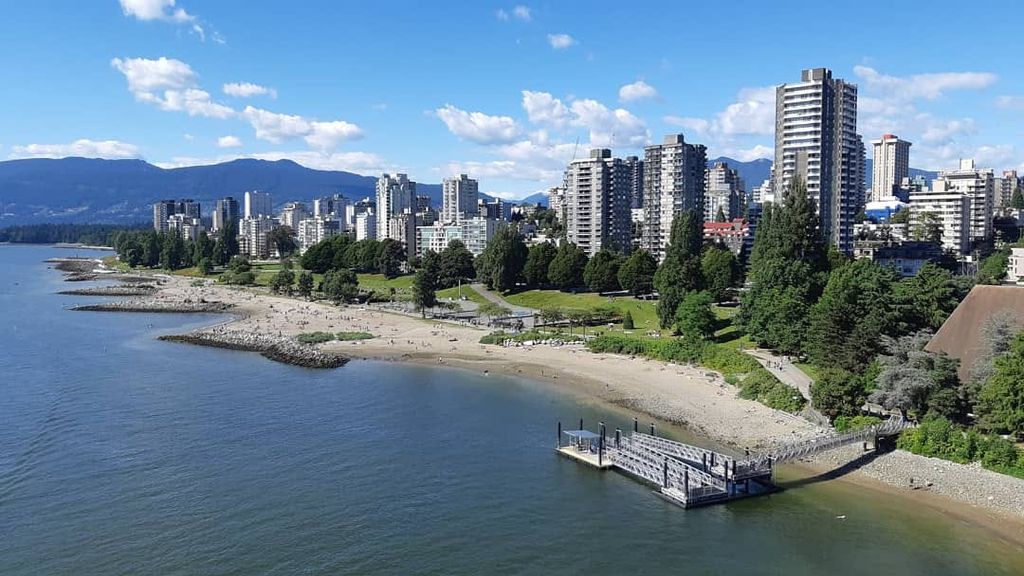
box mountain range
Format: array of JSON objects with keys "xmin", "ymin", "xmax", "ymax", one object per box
[{"xmin": 0, "ymin": 155, "xmax": 943, "ymax": 224}]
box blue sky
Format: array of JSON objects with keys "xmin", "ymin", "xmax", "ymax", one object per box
[{"xmin": 2, "ymin": 0, "xmax": 1024, "ymax": 199}]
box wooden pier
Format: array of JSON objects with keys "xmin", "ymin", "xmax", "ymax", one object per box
[{"xmin": 557, "ymin": 416, "xmax": 910, "ymax": 508}]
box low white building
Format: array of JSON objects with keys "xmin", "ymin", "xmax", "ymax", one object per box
[
  {"xmin": 414, "ymin": 217, "xmax": 497, "ymax": 258},
  {"xmin": 355, "ymin": 211, "xmax": 376, "ymax": 241},
  {"xmin": 908, "ymin": 189, "xmax": 970, "ymax": 255},
  {"xmin": 297, "ymin": 217, "xmax": 342, "ymax": 252},
  {"xmin": 166, "ymin": 214, "xmax": 204, "ymax": 241},
  {"xmin": 1008, "ymin": 247, "xmax": 1024, "ymax": 284}
]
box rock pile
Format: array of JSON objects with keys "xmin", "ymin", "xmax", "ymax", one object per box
[{"xmin": 159, "ymin": 329, "xmax": 348, "ymax": 369}]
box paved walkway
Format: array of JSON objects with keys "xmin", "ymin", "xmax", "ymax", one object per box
[
  {"xmin": 469, "ymin": 284, "xmax": 537, "ymax": 328},
  {"xmin": 746, "ymin": 349, "xmax": 814, "ymax": 401}
]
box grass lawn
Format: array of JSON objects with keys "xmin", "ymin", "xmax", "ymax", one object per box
[
  {"xmin": 357, "ymin": 273, "xmax": 416, "ymax": 300},
  {"xmin": 794, "ymin": 362, "xmax": 820, "ymax": 382},
  {"xmin": 503, "ymin": 289, "xmax": 660, "ymax": 331},
  {"xmin": 436, "ymin": 284, "xmax": 488, "ymax": 306}
]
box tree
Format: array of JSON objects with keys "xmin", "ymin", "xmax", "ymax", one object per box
[
  {"xmin": 321, "ymin": 269, "xmax": 359, "ymax": 303},
  {"xmin": 869, "ymin": 331, "xmax": 963, "ymax": 420},
  {"xmin": 375, "ymin": 239, "xmax": 405, "ymax": 278},
  {"xmin": 198, "ymin": 257, "xmax": 213, "ymax": 276},
  {"xmin": 159, "ymin": 233, "xmax": 186, "ymax": 270},
  {"xmin": 476, "ymin": 225, "xmax": 527, "ymax": 292},
  {"xmin": 889, "ymin": 208, "xmax": 911, "ymax": 225},
  {"xmin": 811, "ymin": 368, "xmax": 868, "ymax": 421},
  {"xmin": 912, "ymin": 211, "xmax": 943, "ymax": 244},
  {"xmin": 617, "ymin": 251, "xmax": 655, "ymax": 297},
  {"xmin": 412, "ymin": 250, "xmax": 440, "ymax": 317},
  {"xmin": 142, "ymin": 231, "xmax": 161, "ymax": 267},
  {"xmin": 548, "ymin": 242, "xmax": 589, "ymax": 291},
  {"xmin": 653, "ymin": 210, "xmax": 704, "ymax": 328},
  {"xmin": 893, "ymin": 263, "xmax": 959, "ymax": 334},
  {"xmin": 739, "ymin": 176, "xmax": 829, "ymax": 353},
  {"xmin": 583, "ymin": 249, "xmax": 622, "ymax": 293},
  {"xmin": 715, "ymin": 206, "xmax": 727, "ymax": 222},
  {"xmin": 267, "ymin": 226, "xmax": 296, "ymax": 258},
  {"xmin": 805, "ymin": 259, "xmax": 899, "ymax": 372},
  {"xmin": 622, "ymin": 310, "xmax": 635, "ymax": 330},
  {"xmin": 270, "ymin": 268, "xmax": 295, "ymax": 294},
  {"xmin": 438, "ymin": 240, "xmax": 476, "ymax": 289},
  {"xmin": 217, "ymin": 219, "xmax": 240, "ymax": 264},
  {"xmin": 228, "ymin": 255, "xmax": 251, "ymax": 274},
  {"xmin": 523, "ymin": 242, "xmax": 557, "ymax": 288},
  {"xmin": 978, "ymin": 248, "xmax": 1009, "ymax": 285},
  {"xmin": 297, "ymin": 271, "xmax": 314, "ymax": 299},
  {"xmin": 976, "ymin": 332, "xmax": 1024, "ymax": 438},
  {"xmin": 701, "ymin": 246, "xmax": 740, "ymax": 302},
  {"xmin": 675, "ymin": 290, "xmax": 715, "ymax": 339},
  {"xmin": 1011, "ymin": 187, "xmax": 1024, "ymax": 210},
  {"xmin": 301, "ymin": 238, "xmax": 337, "ymax": 273}
]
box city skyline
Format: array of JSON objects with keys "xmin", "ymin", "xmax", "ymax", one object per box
[{"xmin": 2, "ymin": 1, "xmax": 1024, "ymax": 200}]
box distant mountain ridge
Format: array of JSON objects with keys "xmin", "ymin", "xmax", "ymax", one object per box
[{"xmin": 0, "ymin": 157, "xmax": 444, "ymax": 224}]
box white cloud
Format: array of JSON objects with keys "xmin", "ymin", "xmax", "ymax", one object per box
[
  {"xmin": 496, "ymin": 9, "xmax": 509, "ymax": 21},
  {"xmin": 119, "ymin": 0, "xmax": 192, "ymax": 22},
  {"xmin": 715, "ymin": 86, "xmax": 775, "ymax": 136},
  {"xmin": 547, "ymin": 33, "xmax": 576, "ymax": 49},
  {"xmin": 513, "ymin": 5, "xmax": 532, "ymax": 21},
  {"xmin": 853, "ymin": 66, "xmax": 997, "ymax": 101},
  {"xmin": 241, "ymin": 106, "xmax": 363, "ymax": 148},
  {"xmin": 223, "ymin": 82, "xmax": 277, "ymax": 99},
  {"xmin": 718, "ymin": 144, "xmax": 773, "ymax": 162},
  {"xmin": 435, "ymin": 104, "xmax": 521, "ymax": 144},
  {"xmin": 111, "ymin": 57, "xmax": 234, "ymax": 118},
  {"xmin": 568, "ymin": 99, "xmax": 649, "ymax": 147},
  {"xmin": 996, "ymin": 95, "xmax": 1024, "ymax": 110},
  {"xmin": 619, "ymin": 80, "xmax": 658, "ymax": 103},
  {"xmin": 217, "ymin": 135, "xmax": 242, "ymax": 148},
  {"xmin": 9, "ymin": 139, "xmax": 140, "ymax": 160},
  {"xmin": 663, "ymin": 116, "xmax": 710, "ymax": 136},
  {"xmin": 155, "ymin": 150, "xmax": 387, "ymax": 174},
  {"xmin": 522, "ymin": 90, "xmax": 571, "ymax": 129}
]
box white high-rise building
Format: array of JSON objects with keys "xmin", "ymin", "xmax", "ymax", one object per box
[
  {"xmin": 995, "ymin": 170, "xmax": 1021, "ymax": 210},
  {"xmin": 442, "ymin": 174, "xmax": 479, "ymax": 223},
  {"xmin": 375, "ymin": 173, "xmax": 416, "ymax": 242},
  {"xmin": 562, "ymin": 148, "xmax": 632, "ymax": 256},
  {"xmin": 641, "ymin": 134, "xmax": 707, "ymax": 260},
  {"xmin": 244, "ymin": 191, "xmax": 273, "ymax": 219},
  {"xmin": 774, "ymin": 68, "xmax": 860, "ymax": 252},
  {"xmin": 871, "ymin": 134, "xmax": 912, "ymax": 202},
  {"xmin": 239, "ymin": 216, "xmax": 278, "ymax": 259},
  {"xmin": 705, "ymin": 162, "xmax": 744, "ymax": 222},
  {"xmin": 297, "ymin": 216, "xmax": 341, "ymax": 252},
  {"xmin": 908, "ymin": 188, "xmax": 971, "ymax": 255},
  {"xmin": 933, "ymin": 159, "xmax": 994, "ymax": 246},
  {"xmin": 355, "ymin": 210, "xmax": 376, "ymax": 241},
  {"xmin": 278, "ymin": 202, "xmax": 308, "ymax": 231}
]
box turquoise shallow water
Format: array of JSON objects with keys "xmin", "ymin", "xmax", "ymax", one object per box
[{"xmin": 1, "ymin": 245, "xmax": 1022, "ymax": 575}]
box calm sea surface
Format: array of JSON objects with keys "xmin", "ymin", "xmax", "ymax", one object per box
[{"xmin": 1, "ymin": 245, "xmax": 1022, "ymax": 575}]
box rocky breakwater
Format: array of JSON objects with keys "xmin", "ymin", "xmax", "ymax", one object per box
[
  {"xmin": 159, "ymin": 328, "xmax": 348, "ymax": 369},
  {"xmin": 72, "ymin": 298, "xmax": 233, "ymax": 313},
  {"xmin": 59, "ymin": 284, "xmax": 158, "ymax": 296}
]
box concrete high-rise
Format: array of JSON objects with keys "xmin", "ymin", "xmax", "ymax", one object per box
[
  {"xmin": 562, "ymin": 148, "xmax": 632, "ymax": 256},
  {"xmin": 933, "ymin": 158, "xmax": 994, "ymax": 247},
  {"xmin": 705, "ymin": 162, "xmax": 744, "ymax": 222},
  {"xmin": 375, "ymin": 173, "xmax": 416, "ymax": 242},
  {"xmin": 871, "ymin": 134, "xmax": 912, "ymax": 202},
  {"xmin": 625, "ymin": 156, "xmax": 644, "ymax": 209},
  {"xmin": 773, "ymin": 68, "xmax": 861, "ymax": 252},
  {"xmin": 442, "ymin": 174, "xmax": 479, "ymax": 223},
  {"xmin": 153, "ymin": 199, "xmax": 200, "ymax": 233},
  {"xmin": 244, "ymin": 191, "xmax": 273, "ymax": 219},
  {"xmin": 641, "ymin": 134, "xmax": 707, "ymax": 260},
  {"xmin": 212, "ymin": 197, "xmax": 240, "ymax": 233}
]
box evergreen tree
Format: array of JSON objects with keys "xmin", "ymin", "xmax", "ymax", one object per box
[
  {"xmin": 476, "ymin": 225, "xmax": 527, "ymax": 292},
  {"xmin": 976, "ymin": 332, "xmax": 1024, "ymax": 438},
  {"xmin": 321, "ymin": 269, "xmax": 359, "ymax": 303},
  {"xmin": 582, "ymin": 249, "xmax": 622, "ymax": 293},
  {"xmin": 221, "ymin": 219, "xmax": 240, "ymax": 260},
  {"xmin": 198, "ymin": 257, "xmax": 213, "ymax": 276},
  {"xmin": 548, "ymin": 242, "xmax": 588, "ymax": 290},
  {"xmin": 270, "ymin": 269, "xmax": 295, "ymax": 294},
  {"xmin": 438, "ymin": 240, "xmax": 476, "ymax": 288},
  {"xmin": 622, "ymin": 310, "xmax": 635, "ymax": 330},
  {"xmin": 297, "ymin": 271, "xmax": 314, "ymax": 299},
  {"xmin": 375, "ymin": 239, "xmax": 405, "ymax": 278},
  {"xmin": 523, "ymin": 242, "xmax": 557, "ymax": 288},
  {"xmin": 617, "ymin": 249, "xmax": 658, "ymax": 296},
  {"xmin": 1011, "ymin": 187, "xmax": 1024, "ymax": 210},
  {"xmin": 715, "ymin": 205, "xmax": 727, "ymax": 222},
  {"xmin": 412, "ymin": 250, "xmax": 440, "ymax": 317},
  {"xmin": 143, "ymin": 230, "xmax": 161, "ymax": 267},
  {"xmin": 701, "ymin": 246, "xmax": 740, "ymax": 302},
  {"xmin": 653, "ymin": 210, "xmax": 704, "ymax": 328}
]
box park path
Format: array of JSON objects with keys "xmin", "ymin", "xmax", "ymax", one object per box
[
  {"xmin": 746, "ymin": 349, "xmax": 813, "ymax": 401},
  {"xmin": 470, "ymin": 283, "xmax": 537, "ymax": 328}
]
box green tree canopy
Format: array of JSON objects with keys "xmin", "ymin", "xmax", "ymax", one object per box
[
  {"xmin": 321, "ymin": 268, "xmax": 359, "ymax": 303},
  {"xmin": 701, "ymin": 246, "xmax": 740, "ymax": 302},
  {"xmin": 653, "ymin": 210, "xmax": 704, "ymax": 328},
  {"xmin": 976, "ymin": 332, "xmax": 1024, "ymax": 438},
  {"xmin": 811, "ymin": 368, "xmax": 870, "ymax": 421},
  {"xmin": 869, "ymin": 331, "xmax": 964, "ymax": 420},
  {"xmin": 437, "ymin": 240, "xmax": 476, "ymax": 289},
  {"xmin": 270, "ymin": 268, "xmax": 295, "ymax": 294},
  {"xmin": 523, "ymin": 242, "xmax": 558, "ymax": 288},
  {"xmin": 269, "ymin": 225, "xmax": 297, "ymax": 258},
  {"xmin": 297, "ymin": 271, "xmax": 314, "ymax": 299},
  {"xmin": 375, "ymin": 239, "xmax": 405, "ymax": 278},
  {"xmin": 476, "ymin": 225, "xmax": 528, "ymax": 292},
  {"xmin": 618, "ymin": 249, "xmax": 658, "ymax": 296},
  {"xmin": 412, "ymin": 250, "xmax": 440, "ymax": 316},
  {"xmin": 674, "ymin": 290, "xmax": 715, "ymax": 339},
  {"xmin": 583, "ymin": 249, "xmax": 622, "ymax": 293},
  {"xmin": 548, "ymin": 242, "xmax": 589, "ymax": 291}
]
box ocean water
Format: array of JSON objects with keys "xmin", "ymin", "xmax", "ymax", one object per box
[{"xmin": 1, "ymin": 244, "xmax": 1022, "ymax": 575}]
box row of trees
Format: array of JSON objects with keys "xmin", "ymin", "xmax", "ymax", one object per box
[
  {"xmin": 299, "ymin": 235, "xmax": 406, "ymax": 278},
  {"xmin": 111, "ymin": 225, "xmax": 239, "ymax": 272},
  {"xmin": 0, "ymin": 223, "xmax": 148, "ymax": 245}
]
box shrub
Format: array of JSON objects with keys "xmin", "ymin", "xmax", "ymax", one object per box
[
  {"xmin": 833, "ymin": 415, "xmax": 882, "ymax": 433},
  {"xmin": 736, "ymin": 369, "xmax": 806, "ymax": 413},
  {"xmin": 297, "ymin": 331, "xmax": 336, "ymax": 344},
  {"xmin": 897, "ymin": 416, "xmax": 1024, "ymax": 479},
  {"xmin": 336, "ymin": 331, "xmax": 374, "ymax": 341},
  {"xmin": 700, "ymin": 344, "xmax": 761, "ymax": 376}
]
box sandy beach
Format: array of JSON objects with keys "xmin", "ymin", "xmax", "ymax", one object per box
[{"xmin": 57, "ymin": 260, "xmax": 1024, "ymax": 542}]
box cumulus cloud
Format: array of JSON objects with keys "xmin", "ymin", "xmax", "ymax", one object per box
[
  {"xmin": 853, "ymin": 66, "xmax": 997, "ymax": 101},
  {"xmin": 9, "ymin": 139, "xmax": 140, "ymax": 160},
  {"xmin": 223, "ymin": 82, "xmax": 277, "ymax": 99},
  {"xmin": 217, "ymin": 135, "xmax": 242, "ymax": 148},
  {"xmin": 519, "ymin": 91, "xmax": 649, "ymax": 147},
  {"xmin": 435, "ymin": 104, "xmax": 521, "ymax": 144},
  {"xmin": 513, "ymin": 6, "xmax": 532, "ymax": 21},
  {"xmin": 241, "ymin": 106, "xmax": 363, "ymax": 148},
  {"xmin": 111, "ymin": 57, "xmax": 234, "ymax": 118},
  {"xmin": 619, "ymin": 80, "xmax": 658, "ymax": 102},
  {"xmin": 663, "ymin": 115, "xmax": 711, "ymax": 136},
  {"xmin": 522, "ymin": 90, "xmax": 571, "ymax": 129},
  {"xmin": 547, "ymin": 33, "xmax": 576, "ymax": 49},
  {"xmin": 118, "ymin": 0, "xmax": 216, "ymax": 41}
]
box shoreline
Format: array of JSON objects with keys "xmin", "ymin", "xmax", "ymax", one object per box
[{"xmin": 53, "ymin": 262, "xmax": 1024, "ymax": 544}]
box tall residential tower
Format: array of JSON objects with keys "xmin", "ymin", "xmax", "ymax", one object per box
[
  {"xmin": 562, "ymin": 148, "xmax": 632, "ymax": 256},
  {"xmin": 641, "ymin": 134, "xmax": 707, "ymax": 260},
  {"xmin": 871, "ymin": 134, "xmax": 912, "ymax": 202},
  {"xmin": 441, "ymin": 174, "xmax": 479, "ymax": 223}
]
